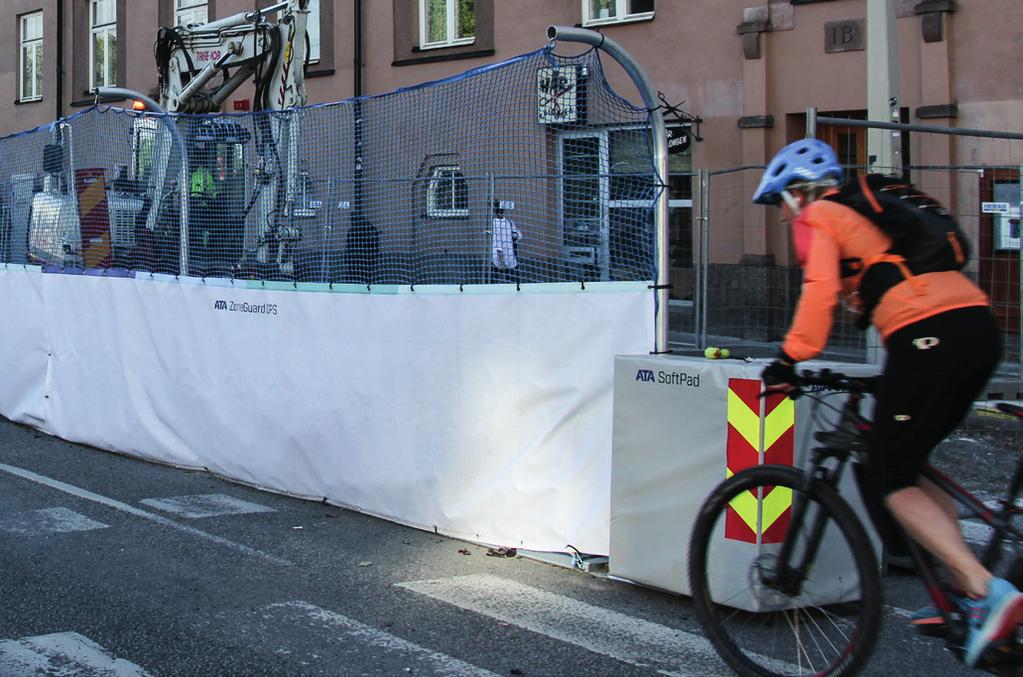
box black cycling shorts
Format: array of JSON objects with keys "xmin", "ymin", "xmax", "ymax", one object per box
[{"xmin": 868, "ymin": 305, "xmax": 1002, "ymax": 497}]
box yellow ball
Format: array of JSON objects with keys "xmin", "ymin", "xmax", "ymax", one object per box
[
  {"xmin": 704, "ymin": 347, "xmax": 720, "ymax": 359},
  {"xmin": 720, "ymin": 348, "xmax": 730, "ymax": 359}
]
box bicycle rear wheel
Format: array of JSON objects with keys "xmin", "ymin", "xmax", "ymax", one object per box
[{"xmin": 688, "ymin": 465, "xmax": 882, "ymax": 677}]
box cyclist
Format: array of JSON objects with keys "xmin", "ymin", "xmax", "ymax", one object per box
[{"xmin": 753, "ymin": 138, "xmax": 1022, "ymax": 667}]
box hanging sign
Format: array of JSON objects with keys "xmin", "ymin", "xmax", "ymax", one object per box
[{"xmin": 666, "ymin": 125, "xmax": 692, "ymax": 155}]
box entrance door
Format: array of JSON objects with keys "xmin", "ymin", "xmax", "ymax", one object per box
[
  {"xmin": 817, "ymin": 113, "xmax": 867, "ymax": 177},
  {"xmin": 559, "ymin": 127, "xmax": 658, "ymax": 281}
]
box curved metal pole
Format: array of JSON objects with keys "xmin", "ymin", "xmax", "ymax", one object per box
[
  {"xmin": 547, "ymin": 26, "xmax": 669, "ymax": 354},
  {"xmin": 97, "ymin": 86, "xmax": 189, "ymax": 275}
]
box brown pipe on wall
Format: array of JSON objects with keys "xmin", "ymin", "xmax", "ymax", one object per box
[{"xmin": 56, "ymin": 0, "xmax": 64, "ymax": 120}]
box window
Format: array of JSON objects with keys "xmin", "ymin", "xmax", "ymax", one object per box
[
  {"xmin": 20, "ymin": 12, "xmax": 44, "ymax": 102},
  {"xmin": 306, "ymin": 0, "xmax": 320, "ymax": 62},
  {"xmin": 419, "ymin": 0, "xmax": 475, "ymax": 50},
  {"xmin": 90, "ymin": 0, "xmax": 117, "ymax": 90},
  {"xmin": 427, "ymin": 165, "xmax": 469, "ymax": 217},
  {"xmin": 175, "ymin": 0, "xmax": 208, "ymax": 27},
  {"xmin": 582, "ymin": 0, "xmax": 654, "ymax": 26}
]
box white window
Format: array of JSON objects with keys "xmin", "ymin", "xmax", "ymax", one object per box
[
  {"xmin": 19, "ymin": 11, "xmax": 44, "ymax": 102},
  {"xmin": 306, "ymin": 0, "xmax": 320, "ymax": 63},
  {"xmin": 582, "ymin": 0, "xmax": 654, "ymax": 26},
  {"xmin": 90, "ymin": 0, "xmax": 117, "ymax": 90},
  {"xmin": 419, "ymin": 0, "xmax": 475, "ymax": 50},
  {"xmin": 427, "ymin": 165, "xmax": 469, "ymax": 217},
  {"xmin": 175, "ymin": 0, "xmax": 208, "ymax": 27}
]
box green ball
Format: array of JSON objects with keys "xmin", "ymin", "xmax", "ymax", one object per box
[
  {"xmin": 704, "ymin": 347, "xmax": 719, "ymax": 359},
  {"xmin": 720, "ymin": 348, "xmax": 730, "ymax": 359}
]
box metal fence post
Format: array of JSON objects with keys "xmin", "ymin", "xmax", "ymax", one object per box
[
  {"xmin": 699, "ymin": 169, "xmax": 711, "ymax": 349},
  {"xmin": 805, "ymin": 107, "xmax": 817, "ymax": 138}
]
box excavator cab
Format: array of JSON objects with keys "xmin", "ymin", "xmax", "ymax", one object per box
[{"xmin": 184, "ymin": 117, "xmax": 251, "ymax": 275}]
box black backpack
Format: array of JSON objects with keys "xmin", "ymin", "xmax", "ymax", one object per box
[{"xmin": 822, "ymin": 173, "xmax": 971, "ymax": 328}]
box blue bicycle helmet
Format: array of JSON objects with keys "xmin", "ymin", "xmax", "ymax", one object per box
[{"xmin": 752, "ymin": 139, "xmax": 845, "ymax": 205}]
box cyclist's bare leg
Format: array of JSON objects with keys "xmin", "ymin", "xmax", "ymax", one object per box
[
  {"xmin": 886, "ymin": 486, "xmax": 990, "ymax": 598},
  {"xmin": 919, "ymin": 477, "xmax": 970, "ymax": 591}
]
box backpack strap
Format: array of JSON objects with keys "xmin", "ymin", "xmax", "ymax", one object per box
[
  {"xmin": 857, "ymin": 174, "xmax": 884, "ymax": 214},
  {"xmin": 855, "ymin": 253, "xmax": 928, "ymax": 328}
]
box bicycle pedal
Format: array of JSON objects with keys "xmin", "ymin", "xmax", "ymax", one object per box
[{"xmin": 911, "ymin": 617, "xmax": 949, "ymax": 638}]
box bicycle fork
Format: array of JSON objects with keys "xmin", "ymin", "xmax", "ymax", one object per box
[{"xmin": 768, "ymin": 448, "xmax": 852, "ymax": 597}]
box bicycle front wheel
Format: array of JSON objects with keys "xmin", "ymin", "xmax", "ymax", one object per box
[{"xmin": 688, "ymin": 465, "xmax": 882, "ymax": 677}]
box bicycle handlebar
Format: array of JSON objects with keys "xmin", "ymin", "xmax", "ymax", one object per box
[{"xmin": 793, "ymin": 368, "xmax": 879, "ymax": 395}]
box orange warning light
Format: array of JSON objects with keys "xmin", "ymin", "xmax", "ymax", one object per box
[{"xmin": 132, "ymin": 100, "xmax": 146, "ymax": 111}]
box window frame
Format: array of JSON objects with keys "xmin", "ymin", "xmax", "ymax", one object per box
[
  {"xmin": 426, "ymin": 164, "xmax": 470, "ymax": 217},
  {"xmin": 89, "ymin": 0, "xmax": 117, "ymax": 90},
  {"xmin": 19, "ymin": 11, "xmax": 44, "ymax": 103},
  {"xmin": 418, "ymin": 0, "xmax": 476, "ymax": 50},
  {"xmin": 175, "ymin": 0, "xmax": 208, "ymax": 27},
  {"xmin": 306, "ymin": 0, "xmax": 321, "ymax": 63},
  {"xmin": 581, "ymin": 0, "xmax": 654, "ymax": 27}
]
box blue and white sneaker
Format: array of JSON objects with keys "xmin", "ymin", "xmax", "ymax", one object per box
[
  {"xmin": 910, "ymin": 591, "xmax": 964, "ymax": 634},
  {"xmin": 963, "ymin": 577, "xmax": 1023, "ymax": 667}
]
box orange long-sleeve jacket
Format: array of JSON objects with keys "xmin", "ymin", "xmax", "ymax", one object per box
[{"xmin": 781, "ymin": 197, "xmax": 989, "ymax": 363}]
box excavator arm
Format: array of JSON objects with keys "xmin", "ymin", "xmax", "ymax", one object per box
[{"xmin": 156, "ymin": 0, "xmax": 308, "ymax": 114}]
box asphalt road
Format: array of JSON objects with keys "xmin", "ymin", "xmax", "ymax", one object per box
[{"xmin": 0, "ymin": 415, "xmax": 1010, "ymax": 676}]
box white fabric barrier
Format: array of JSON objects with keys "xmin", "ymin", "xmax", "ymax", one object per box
[
  {"xmin": 0, "ymin": 264, "xmax": 655, "ymax": 554},
  {"xmin": 0, "ymin": 265, "xmax": 49, "ymax": 424},
  {"xmin": 610, "ymin": 354, "xmax": 881, "ymax": 607}
]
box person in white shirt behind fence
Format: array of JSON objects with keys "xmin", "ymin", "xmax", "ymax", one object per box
[{"xmin": 491, "ymin": 201, "xmax": 522, "ymax": 283}]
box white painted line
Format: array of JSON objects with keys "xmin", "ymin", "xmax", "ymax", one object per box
[
  {"xmin": 397, "ymin": 574, "xmax": 795, "ymax": 677},
  {"xmin": 886, "ymin": 605, "xmax": 914, "ymax": 620},
  {"xmin": 264, "ymin": 601, "xmax": 500, "ymax": 677},
  {"xmin": 0, "ymin": 631, "xmax": 151, "ymax": 676},
  {"xmin": 0, "ymin": 507, "xmax": 109, "ymax": 536},
  {"xmin": 0, "ymin": 463, "xmax": 291, "ymax": 567},
  {"xmin": 139, "ymin": 493, "xmax": 275, "ymax": 519}
]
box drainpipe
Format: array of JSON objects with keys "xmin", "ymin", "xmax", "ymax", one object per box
[
  {"xmin": 353, "ymin": 0, "xmax": 364, "ymax": 229},
  {"xmin": 354, "ymin": 0, "xmax": 363, "ymax": 97},
  {"xmin": 547, "ymin": 26, "xmax": 670, "ymax": 354},
  {"xmin": 56, "ymin": 0, "xmax": 64, "ymax": 120}
]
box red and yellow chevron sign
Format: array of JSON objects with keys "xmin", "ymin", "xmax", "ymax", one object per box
[
  {"xmin": 75, "ymin": 168, "xmax": 112, "ymax": 269},
  {"xmin": 725, "ymin": 378, "xmax": 795, "ymax": 543}
]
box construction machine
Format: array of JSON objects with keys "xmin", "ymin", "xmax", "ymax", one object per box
[{"xmin": 21, "ymin": 0, "xmax": 310, "ymax": 277}]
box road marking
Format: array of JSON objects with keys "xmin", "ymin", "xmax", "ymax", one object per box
[
  {"xmin": 0, "ymin": 631, "xmax": 151, "ymax": 676},
  {"xmin": 0, "ymin": 507, "xmax": 109, "ymax": 536},
  {"xmin": 397, "ymin": 574, "xmax": 795, "ymax": 677},
  {"xmin": 140, "ymin": 493, "xmax": 275, "ymax": 519},
  {"xmin": 0, "ymin": 463, "xmax": 292, "ymax": 567},
  {"xmin": 887, "ymin": 605, "xmax": 914, "ymax": 619},
  {"xmin": 262, "ymin": 601, "xmax": 500, "ymax": 677}
]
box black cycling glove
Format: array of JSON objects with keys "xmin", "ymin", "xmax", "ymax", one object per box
[{"xmin": 761, "ymin": 351, "xmax": 797, "ymax": 388}]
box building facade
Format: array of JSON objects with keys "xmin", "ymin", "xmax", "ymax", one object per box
[{"xmin": 0, "ymin": 1, "xmax": 1021, "ymax": 324}]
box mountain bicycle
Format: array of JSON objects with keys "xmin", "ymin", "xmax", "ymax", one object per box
[{"xmin": 687, "ymin": 369, "xmax": 1023, "ymax": 676}]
